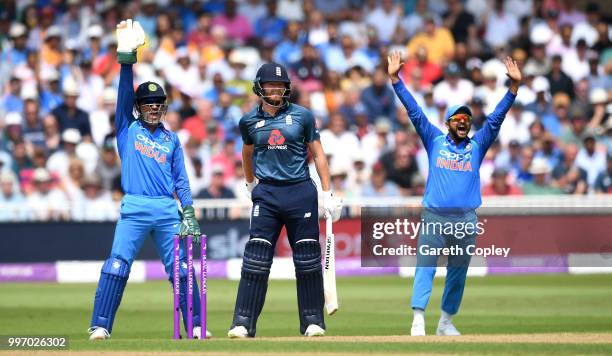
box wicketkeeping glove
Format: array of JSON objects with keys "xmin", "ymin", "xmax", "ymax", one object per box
[
  {"xmin": 179, "ymin": 205, "xmax": 201, "ymax": 242},
  {"xmin": 116, "ymin": 19, "xmax": 145, "ymax": 64}
]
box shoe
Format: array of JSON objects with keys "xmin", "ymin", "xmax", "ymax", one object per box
[
  {"xmin": 88, "ymin": 327, "xmax": 110, "ymax": 341},
  {"xmin": 436, "ymin": 321, "xmax": 460, "ymax": 336},
  {"xmin": 304, "ymin": 324, "xmax": 325, "ymax": 337},
  {"xmin": 227, "ymin": 325, "xmax": 249, "ymax": 338},
  {"xmin": 410, "ymin": 322, "xmax": 425, "ymax": 336},
  {"xmin": 193, "ymin": 326, "xmax": 212, "ymax": 338}
]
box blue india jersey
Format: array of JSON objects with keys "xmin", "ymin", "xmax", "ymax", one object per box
[
  {"xmin": 392, "ymin": 79, "xmax": 515, "ymax": 211},
  {"xmin": 115, "ymin": 64, "xmax": 192, "ymax": 207}
]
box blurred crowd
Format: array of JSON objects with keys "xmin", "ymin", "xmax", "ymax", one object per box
[{"xmin": 0, "ymin": 0, "xmax": 611, "ymax": 221}]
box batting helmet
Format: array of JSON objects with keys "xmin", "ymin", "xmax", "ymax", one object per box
[
  {"xmin": 134, "ymin": 81, "xmax": 168, "ymax": 125},
  {"xmin": 252, "ymin": 63, "xmax": 291, "ymax": 106}
]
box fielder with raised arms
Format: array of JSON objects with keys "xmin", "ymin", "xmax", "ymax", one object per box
[
  {"xmin": 387, "ymin": 51, "xmax": 522, "ymax": 336},
  {"xmin": 228, "ymin": 63, "xmax": 341, "ymax": 338},
  {"xmin": 88, "ymin": 19, "xmax": 209, "ymax": 340}
]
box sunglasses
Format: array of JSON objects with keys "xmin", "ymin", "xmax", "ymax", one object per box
[{"xmin": 449, "ymin": 114, "xmax": 472, "ymax": 123}]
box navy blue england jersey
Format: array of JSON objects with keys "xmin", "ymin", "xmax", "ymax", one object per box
[{"xmin": 239, "ymin": 103, "xmax": 319, "ymax": 183}]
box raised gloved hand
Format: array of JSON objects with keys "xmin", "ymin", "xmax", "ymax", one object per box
[
  {"xmin": 116, "ymin": 19, "xmax": 145, "ymax": 64},
  {"xmin": 179, "ymin": 205, "xmax": 201, "ymax": 242},
  {"xmin": 323, "ymin": 191, "xmax": 343, "ymax": 222},
  {"xmin": 245, "ymin": 178, "xmax": 259, "ymax": 200}
]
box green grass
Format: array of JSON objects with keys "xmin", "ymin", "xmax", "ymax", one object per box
[{"xmin": 1, "ymin": 274, "xmax": 612, "ymax": 354}]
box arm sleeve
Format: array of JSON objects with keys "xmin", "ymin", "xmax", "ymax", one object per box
[
  {"xmin": 391, "ymin": 78, "xmax": 442, "ymax": 152},
  {"xmin": 239, "ymin": 117, "xmax": 253, "ymax": 145},
  {"xmin": 303, "ymin": 110, "xmax": 320, "ymax": 143},
  {"xmin": 115, "ymin": 64, "xmax": 136, "ymax": 151},
  {"xmin": 473, "ymin": 90, "xmax": 516, "ymax": 157},
  {"xmin": 171, "ymin": 136, "xmax": 193, "ymax": 207}
]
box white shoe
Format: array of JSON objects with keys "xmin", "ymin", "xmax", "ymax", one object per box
[
  {"xmin": 410, "ymin": 322, "xmax": 425, "ymax": 336},
  {"xmin": 193, "ymin": 326, "xmax": 212, "ymax": 339},
  {"xmin": 88, "ymin": 327, "xmax": 110, "ymax": 341},
  {"xmin": 436, "ymin": 321, "xmax": 460, "ymax": 336},
  {"xmin": 227, "ymin": 325, "xmax": 249, "ymax": 338},
  {"xmin": 304, "ymin": 324, "xmax": 325, "ymax": 337}
]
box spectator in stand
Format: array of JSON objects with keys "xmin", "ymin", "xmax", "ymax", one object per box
[
  {"xmin": 2, "ymin": 23, "xmax": 29, "ymax": 71},
  {"xmin": 552, "ymin": 144, "xmax": 588, "ymax": 195},
  {"xmin": 361, "ymin": 66, "xmax": 396, "ymax": 124},
  {"xmin": 443, "ymin": 0, "xmax": 477, "ymax": 44},
  {"xmin": 183, "ymin": 99, "xmax": 216, "ymax": 142},
  {"xmin": 521, "ymin": 158, "xmax": 563, "ymax": 195},
  {"xmin": 562, "ymin": 39, "xmax": 591, "ymax": 83},
  {"xmin": 594, "ymin": 154, "xmax": 612, "ymax": 194},
  {"xmin": 433, "ymin": 62, "xmax": 474, "ymax": 107},
  {"xmin": 196, "ymin": 165, "xmax": 236, "ymax": 199},
  {"xmin": 238, "ymin": 0, "xmax": 267, "ymax": 28},
  {"xmin": 546, "ymin": 54, "xmax": 574, "ymax": 99},
  {"xmin": 52, "ymin": 78, "xmax": 92, "ymax": 141},
  {"xmin": 402, "ymin": 0, "xmax": 440, "ymax": 38},
  {"xmin": 61, "ymin": 158, "xmax": 85, "ymax": 203},
  {"xmin": 72, "ymin": 174, "xmax": 117, "ymax": 221},
  {"xmin": 47, "ymin": 129, "xmax": 81, "ymax": 179},
  {"xmin": 42, "ymin": 115, "xmax": 61, "ymax": 153},
  {"xmin": 1, "ymin": 77, "xmax": 23, "ymax": 114},
  {"xmin": 0, "ymin": 171, "xmax": 27, "ymax": 221},
  {"xmin": 379, "ymin": 142, "xmax": 419, "ymax": 194},
  {"xmin": 406, "ymin": 16, "xmax": 455, "ymax": 66},
  {"xmin": 575, "ymin": 134, "xmax": 606, "ymax": 188},
  {"xmin": 482, "ymin": 168, "xmax": 523, "ymax": 196},
  {"xmin": 365, "ymin": 0, "xmax": 401, "ymax": 44},
  {"xmin": 290, "ymin": 43, "xmax": 326, "ymax": 93},
  {"xmin": 361, "ymin": 162, "xmax": 401, "ymax": 198},
  {"xmin": 401, "ymin": 46, "xmax": 442, "ymax": 89},
  {"xmin": 212, "ymin": 0, "xmax": 253, "ymax": 45},
  {"xmin": 95, "ymin": 141, "xmax": 121, "ymax": 191},
  {"xmin": 535, "ymin": 132, "xmax": 563, "ymax": 169},
  {"xmin": 26, "ymin": 167, "xmax": 69, "ymax": 221},
  {"xmin": 254, "ymin": 0, "xmax": 287, "ymax": 46},
  {"xmin": 320, "ymin": 112, "xmax": 360, "ymax": 169},
  {"xmin": 22, "ymin": 99, "xmax": 46, "ymax": 150}
]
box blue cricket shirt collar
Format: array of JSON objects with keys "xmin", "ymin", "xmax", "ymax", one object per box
[
  {"xmin": 257, "ymin": 101, "xmax": 290, "ymax": 118},
  {"xmin": 445, "ymin": 133, "xmax": 472, "ymax": 149}
]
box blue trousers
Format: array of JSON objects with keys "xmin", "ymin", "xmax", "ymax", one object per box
[
  {"xmin": 111, "ymin": 194, "xmax": 182, "ymax": 274},
  {"xmin": 411, "ymin": 209, "xmax": 477, "ymax": 315}
]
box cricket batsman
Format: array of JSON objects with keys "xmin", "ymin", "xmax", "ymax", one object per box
[
  {"xmin": 227, "ymin": 63, "xmax": 341, "ymax": 338},
  {"xmin": 387, "ymin": 51, "xmax": 521, "ymax": 336},
  {"xmin": 88, "ymin": 20, "xmax": 210, "ymax": 340}
]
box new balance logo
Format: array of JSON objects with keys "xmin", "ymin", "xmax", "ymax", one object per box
[
  {"xmin": 304, "ymin": 212, "xmax": 311, "ymax": 218},
  {"xmin": 256, "ymin": 120, "xmax": 265, "ymax": 128}
]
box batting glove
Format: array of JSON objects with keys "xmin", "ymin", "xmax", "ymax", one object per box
[
  {"xmin": 245, "ymin": 178, "xmax": 258, "ymax": 200},
  {"xmin": 179, "ymin": 205, "xmax": 201, "ymax": 242},
  {"xmin": 116, "ymin": 19, "xmax": 145, "ymax": 64},
  {"xmin": 323, "ymin": 191, "xmax": 343, "ymax": 222}
]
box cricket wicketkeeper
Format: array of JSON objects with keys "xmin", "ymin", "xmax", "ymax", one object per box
[
  {"xmin": 88, "ymin": 20, "xmax": 209, "ymax": 340},
  {"xmin": 387, "ymin": 51, "xmax": 522, "ymax": 336},
  {"xmin": 228, "ymin": 63, "xmax": 341, "ymax": 338}
]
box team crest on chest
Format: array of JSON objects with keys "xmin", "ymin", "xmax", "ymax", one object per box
[{"xmin": 285, "ymin": 115, "xmax": 292, "ymax": 125}]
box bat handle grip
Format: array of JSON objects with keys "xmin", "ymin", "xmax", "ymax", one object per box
[{"xmin": 326, "ymin": 215, "xmax": 333, "ymax": 235}]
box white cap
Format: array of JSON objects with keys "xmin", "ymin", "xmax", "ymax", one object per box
[
  {"xmin": 532, "ymin": 76, "xmax": 550, "ymax": 93},
  {"xmin": 590, "ymin": 88, "xmax": 607, "ymax": 104},
  {"xmin": 87, "ymin": 24, "xmax": 104, "ymax": 38},
  {"xmin": 4, "ymin": 112, "xmax": 23, "ymax": 126},
  {"xmin": 481, "ymin": 62, "xmax": 497, "ymax": 79},
  {"xmin": 175, "ymin": 47, "xmax": 190, "ymax": 59},
  {"xmin": 212, "ymin": 164, "xmax": 225, "ymax": 175},
  {"xmin": 103, "ymin": 87, "xmax": 117, "ymax": 103},
  {"xmin": 530, "ymin": 24, "xmax": 553, "ymax": 45},
  {"xmin": 21, "ymin": 85, "xmax": 38, "ymax": 100},
  {"xmin": 62, "ymin": 77, "xmax": 79, "ymax": 96},
  {"xmin": 0, "ymin": 171, "xmax": 16, "ymax": 184},
  {"xmin": 62, "ymin": 128, "xmax": 82, "ymax": 144},
  {"xmin": 33, "ymin": 168, "xmax": 52, "ymax": 182},
  {"xmin": 529, "ymin": 158, "xmax": 551, "ymax": 175},
  {"xmin": 41, "ymin": 68, "xmax": 60, "ymax": 82},
  {"xmin": 45, "ymin": 26, "xmax": 62, "ymax": 40},
  {"xmin": 9, "ymin": 23, "xmax": 27, "ymax": 38}
]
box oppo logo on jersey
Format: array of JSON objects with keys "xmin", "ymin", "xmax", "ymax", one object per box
[
  {"xmin": 136, "ymin": 134, "xmax": 171, "ymax": 153},
  {"xmin": 436, "ymin": 149, "xmax": 473, "ymax": 172}
]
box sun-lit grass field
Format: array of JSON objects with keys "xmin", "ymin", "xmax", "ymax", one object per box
[{"xmin": 1, "ymin": 274, "xmax": 612, "ymax": 354}]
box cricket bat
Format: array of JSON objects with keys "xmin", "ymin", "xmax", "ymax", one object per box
[{"xmin": 323, "ymin": 215, "xmax": 338, "ymax": 315}]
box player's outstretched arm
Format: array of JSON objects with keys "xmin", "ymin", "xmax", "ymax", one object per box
[
  {"xmin": 115, "ymin": 19, "xmax": 145, "ymax": 149},
  {"xmin": 387, "ymin": 51, "xmax": 441, "ymax": 151},
  {"xmin": 473, "ymin": 56, "xmax": 522, "ymax": 152}
]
